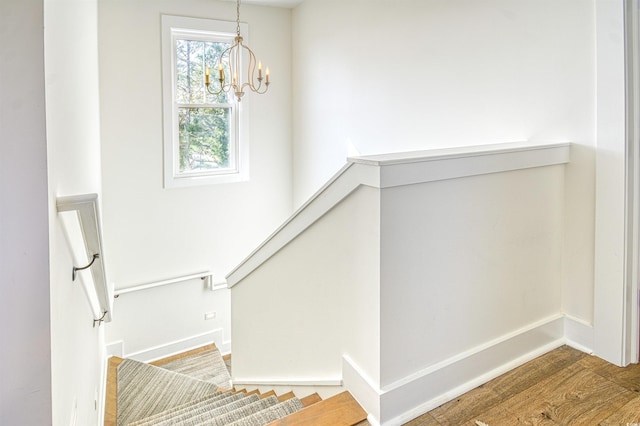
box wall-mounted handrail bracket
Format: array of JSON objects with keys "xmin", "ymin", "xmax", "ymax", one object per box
[
  {"xmin": 93, "ymin": 310, "xmax": 108, "ymax": 328},
  {"xmin": 57, "ymin": 193, "xmax": 112, "ymax": 323},
  {"xmin": 72, "ymin": 253, "xmax": 100, "ymax": 281}
]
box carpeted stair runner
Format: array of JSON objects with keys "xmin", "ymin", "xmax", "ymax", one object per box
[
  {"xmin": 157, "ymin": 347, "xmax": 232, "ymax": 389},
  {"xmin": 117, "ymin": 346, "xmax": 305, "ymax": 426},
  {"xmin": 226, "ymin": 398, "xmax": 304, "ymax": 426},
  {"xmin": 128, "ymin": 392, "xmax": 245, "ymax": 426},
  {"xmin": 137, "ymin": 394, "xmax": 263, "ymax": 426},
  {"xmin": 117, "ymin": 359, "xmax": 219, "ymax": 425}
]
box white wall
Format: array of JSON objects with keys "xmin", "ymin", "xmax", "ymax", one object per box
[
  {"xmin": 0, "ymin": 0, "xmax": 52, "ymax": 424},
  {"xmin": 107, "ymin": 280, "xmax": 232, "ymax": 358},
  {"xmin": 99, "ymin": 0, "xmax": 292, "ymax": 356},
  {"xmin": 292, "ymin": 0, "xmax": 595, "ymax": 326},
  {"xmin": 380, "ymin": 165, "xmax": 565, "ymax": 386},
  {"xmin": 44, "ymin": 0, "xmax": 107, "ymax": 424},
  {"xmin": 228, "ymin": 144, "xmax": 570, "ymax": 424},
  {"xmin": 231, "ymin": 185, "xmax": 380, "ymax": 386}
]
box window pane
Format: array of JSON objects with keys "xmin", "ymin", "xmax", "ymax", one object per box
[
  {"xmin": 176, "ymin": 39, "xmax": 230, "ymax": 104},
  {"xmin": 178, "ymin": 107, "xmax": 231, "ymax": 173}
]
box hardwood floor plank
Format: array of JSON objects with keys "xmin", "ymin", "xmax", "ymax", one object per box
[
  {"xmin": 599, "ymin": 396, "xmax": 640, "ymax": 425},
  {"xmin": 499, "ymin": 363, "xmax": 636, "ymax": 425},
  {"xmin": 579, "ymin": 353, "xmax": 640, "ymax": 393},
  {"xmin": 484, "ymin": 345, "xmax": 585, "ymax": 400},
  {"xmin": 429, "ymin": 384, "xmax": 502, "ymax": 426},
  {"xmin": 460, "ymin": 404, "xmax": 556, "ymax": 426},
  {"xmin": 403, "ymin": 412, "xmax": 442, "ymax": 426}
]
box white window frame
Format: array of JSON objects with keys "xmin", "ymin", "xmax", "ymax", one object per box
[{"xmin": 161, "ymin": 15, "xmax": 250, "ymax": 188}]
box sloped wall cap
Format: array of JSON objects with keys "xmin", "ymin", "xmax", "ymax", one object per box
[{"xmin": 226, "ymin": 141, "xmax": 571, "ymax": 286}]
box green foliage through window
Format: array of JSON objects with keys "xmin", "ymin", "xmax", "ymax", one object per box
[
  {"xmin": 175, "ymin": 38, "xmax": 232, "ymax": 174},
  {"xmin": 178, "ymin": 107, "xmax": 230, "ymax": 171}
]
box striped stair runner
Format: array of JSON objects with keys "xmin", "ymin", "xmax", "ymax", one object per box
[
  {"xmin": 112, "ymin": 345, "xmax": 368, "ymax": 426},
  {"xmin": 116, "ymin": 347, "xmax": 305, "ymax": 426}
]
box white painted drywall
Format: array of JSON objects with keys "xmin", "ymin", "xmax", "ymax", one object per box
[
  {"xmin": 229, "ymin": 147, "xmax": 568, "ymax": 423},
  {"xmin": 231, "ymin": 185, "xmax": 381, "ymax": 386},
  {"xmin": 0, "ymin": 0, "xmax": 52, "ymax": 424},
  {"xmin": 379, "ymin": 165, "xmax": 565, "ymax": 386},
  {"xmin": 44, "ymin": 0, "xmax": 107, "ymax": 424},
  {"xmin": 99, "ymin": 0, "xmax": 292, "ymax": 357},
  {"xmin": 107, "ymin": 280, "xmax": 232, "ymax": 357},
  {"xmin": 292, "ymin": 0, "xmax": 595, "ymax": 332}
]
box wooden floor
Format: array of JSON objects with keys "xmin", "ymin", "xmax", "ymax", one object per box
[{"xmin": 402, "ymin": 345, "xmax": 640, "ymax": 425}]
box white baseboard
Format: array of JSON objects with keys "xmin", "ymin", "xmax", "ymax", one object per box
[
  {"xmin": 220, "ymin": 339, "xmax": 232, "ymax": 356},
  {"xmin": 564, "ymin": 315, "xmax": 594, "ymax": 354},
  {"xmin": 124, "ymin": 329, "xmax": 226, "ymax": 362},
  {"xmin": 343, "ymin": 355, "xmax": 382, "ymax": 421},
  {"xmin": 345, "ymin": 314, "xmax": 566, "ymax": 426},
  {"xmin": 106, "ymin": 340, "xmax": 124, "ymax": 358},
  {"xmin": 98, "ymin": 345, "xmax": 109, "ymax": 426},
  {"xmin": 232, "ymin": 377, "xmax": 342, "ymax": 387}
]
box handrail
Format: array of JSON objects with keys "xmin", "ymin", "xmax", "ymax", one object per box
[
  {"xmin": 56, "ymin": 193, "xmax": 112, "ymax": 324},
  {"xmin": 114, "ymin": 271, "xmax": 215, "ymax": 297}
]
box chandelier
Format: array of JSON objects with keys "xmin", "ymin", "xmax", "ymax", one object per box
[{"xmin": 205, "ymin": 0, "xmax": 270, "ymax": 101}]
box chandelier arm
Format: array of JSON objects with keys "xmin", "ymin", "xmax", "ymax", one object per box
[
  {"xmin": 204, "ymin": 0, "xmax": 270, "ymax": 101},
  {"xmin": 245, "ymin": 42, "xmax": 259, "ymax": 91}
]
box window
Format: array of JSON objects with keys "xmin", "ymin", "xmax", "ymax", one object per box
[{"xmin": 162, "ymin": 15, "xmax": 249, "ymax": 188}]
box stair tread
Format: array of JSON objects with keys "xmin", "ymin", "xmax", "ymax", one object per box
[
  {"xmin": 128, "ymin": 392, "xmax": 240, "ymax": 426},
  {"xmin": 150, "ymin": 344, "xmax": 217, "ymax": 367},
  {"xmin": 260, "ymin": 390, "xmax": 277, "ymax": 399},
  {"xmin": 117, "ymin": 358, "xmax": 219, "ymax": 425},
  {"xmin": 109, "ymin": 345, "xmax": 365, "ymax": 426},
  {"xmin": 277, "ymin": 391, "xmax": 296, "ymax": 402},
  {"xmin": 154, "ymin": 347, "xmax": 232, "ymax": 389},
  {"xmin": 140, "ymin": 394, "xmax": 262, "ymax": 426},
  {"xmin": 226, "ymin": 398, "xmax": 304, "ymax": 426},
  {"xmin": 266, "ymin": 391, "xmax": 367, "ymax": 426},
  {"xmin": 300, "ymin": 393, "xmax": 322, "ymax": 407},
  {"xmin": 194, "ymin": 395, "xmax": 281, "ymax": 426}
]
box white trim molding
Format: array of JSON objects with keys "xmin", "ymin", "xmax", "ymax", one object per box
[
  {"xmin": 231, "ymin": 377, "xmax": 343, "ymax": 387},
  {"xmin": 227, "ymin": 141, "xmax": 570, "ymax": 287},
  {"xmin": 594, "ymin": 0, "xmax": 636, "ymax": 367},
  {"xmin": 624, "ymin": 0, "xmax": 640, "ymax": 365},
  {"xmin": 121, "ymin": 329, "xmax": 228, "ymax": 363},
  {"xmin": 344, "ymin": 315, "xmax": 577, "ymax": 426},
  {"xmin": 564, "ymin": 315, "xmax": 594, "ymax": 354}
]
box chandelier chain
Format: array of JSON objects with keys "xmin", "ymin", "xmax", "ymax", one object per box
[{"xmin": 236, "ymin": 0, "xmax": 241, "ymax": 36}]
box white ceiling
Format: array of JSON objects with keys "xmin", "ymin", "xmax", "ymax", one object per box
[{"xmin": 239, "ymin": 0, "xmax": 304, "ymax": 8}]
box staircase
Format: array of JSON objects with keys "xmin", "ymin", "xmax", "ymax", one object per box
[{"xmin": 105, "ymin": 344, "xmax": 367, "ymax": 426}]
